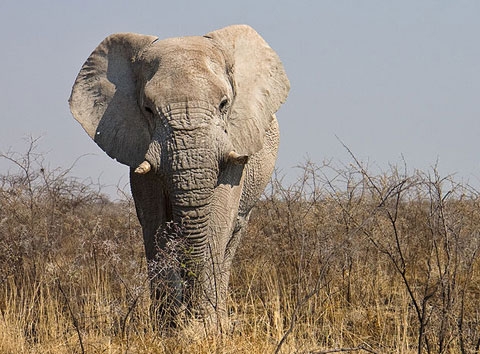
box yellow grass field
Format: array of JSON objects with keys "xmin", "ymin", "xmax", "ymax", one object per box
[{"xmin": 1, "ymin": 144, "xmax": 479, "ymax": 353}]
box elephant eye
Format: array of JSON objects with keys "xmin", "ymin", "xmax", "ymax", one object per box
[{"xmin": 219, "ymin": 96, "xmax": 229, "ymax": 114}]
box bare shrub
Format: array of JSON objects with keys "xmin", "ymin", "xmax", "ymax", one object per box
[
  {"xmin": 233, "ymin": 158, "xmax": 480, "ymax": 353},
  {"xmin": 0, "ymin": 138, "xmax": 149, "ymax": 351}
]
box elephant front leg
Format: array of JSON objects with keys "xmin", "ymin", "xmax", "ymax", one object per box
[
  {"xmin": 199, "ymin": 117, "xmax": 279, "ymax": 333},
  {"xmin": 147, "ymin": 224, "xmax": 191, "ymax": 328},
  {"xmin": 130, "ymin": 170, "xmax": 185, "ymax": 328},
  {"xmin": 197, "ymin": 173, "xmax": 245, "ymax": 334}
]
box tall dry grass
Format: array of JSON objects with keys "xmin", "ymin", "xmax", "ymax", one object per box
[{"xmin": 1, "ymin": 139, "xmax": 479, "ymax": 353}]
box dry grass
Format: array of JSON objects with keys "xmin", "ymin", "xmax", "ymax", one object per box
[{"xmin": 1, "ymin": 140, "xmax": 479, "ymax": 354}]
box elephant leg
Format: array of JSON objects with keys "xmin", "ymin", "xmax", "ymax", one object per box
[
  {"xmin": 198, "ymin": 117, "xmax": 279, "ymax": 332},
  {"xmin": 196, "ymin": 212, "xmax": 250, "ymax": 334},
  {"xmin": 195, "ymin": 166, "xmax": 244, "ymax": 333},
  {"xmin": 129, "ymin": 170, "xmax": 184, "ymax": 327}
]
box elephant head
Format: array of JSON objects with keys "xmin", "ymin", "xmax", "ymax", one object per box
[{"xmin": 69, "ymin": 25, "xmax": 289, "ymax": 330}]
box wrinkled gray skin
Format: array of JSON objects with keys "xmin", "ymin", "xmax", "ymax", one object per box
[{"xmin": 69, "ymin": 25, "xmax": 289, "ymax": 333}]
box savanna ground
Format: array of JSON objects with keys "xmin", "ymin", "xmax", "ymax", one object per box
[{"xmin": 1, "ymin": 139, "xmax": 479, "ymax": 354}]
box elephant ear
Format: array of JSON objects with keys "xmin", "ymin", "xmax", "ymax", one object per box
[
  {"xmin": 205, "ymin": 25, "xmax": 290, "ymax": 155},
  {"xmin": 69, "ymin": 33, "xmax": 158, "ymax": 167}
]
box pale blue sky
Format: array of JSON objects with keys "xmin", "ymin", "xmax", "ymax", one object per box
[{"xmin": 1, "ymin": 1, "xmax": 479, "ymax": 196}]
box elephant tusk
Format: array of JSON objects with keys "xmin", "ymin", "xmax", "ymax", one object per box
[
  {"xmin": 134, "ymin": 160, "xmax": 152, "ymax": 174},
  {"xmin": 227, "ymin": 151, "xmax": 249, "ymax": 165}
]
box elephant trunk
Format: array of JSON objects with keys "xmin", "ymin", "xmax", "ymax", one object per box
[
  {"xmin": 141, "ymin": 134, "xmax": 218, "ymax": 319},
  {"xmin": 169, "ymin": 164, "xmax": 216, "ymax": 260},
  {"xmin": 141, "ymin": 110, "xmax": 221, "ymax": 255},
  {"xmin": 135, "ymin": 132, "xmax": 247, "ymax": 260}
]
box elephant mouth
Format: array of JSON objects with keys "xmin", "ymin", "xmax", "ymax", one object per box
[{"xmin": 135, "ymin": 160, "xmax": 153, "ymax": 174}]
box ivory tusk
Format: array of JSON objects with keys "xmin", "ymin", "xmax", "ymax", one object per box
[
  {"xmin": 227, "ymin": 151, "xmax": 249, "ymax": 165},
  {"xmin": 134, "ymin": 160, "xmax": 152, "ymax": 174}
]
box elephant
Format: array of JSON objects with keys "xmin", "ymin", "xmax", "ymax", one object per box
[{"xmin": 69, "ymin": 24, "xmax": 289, "ymax": 333}]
